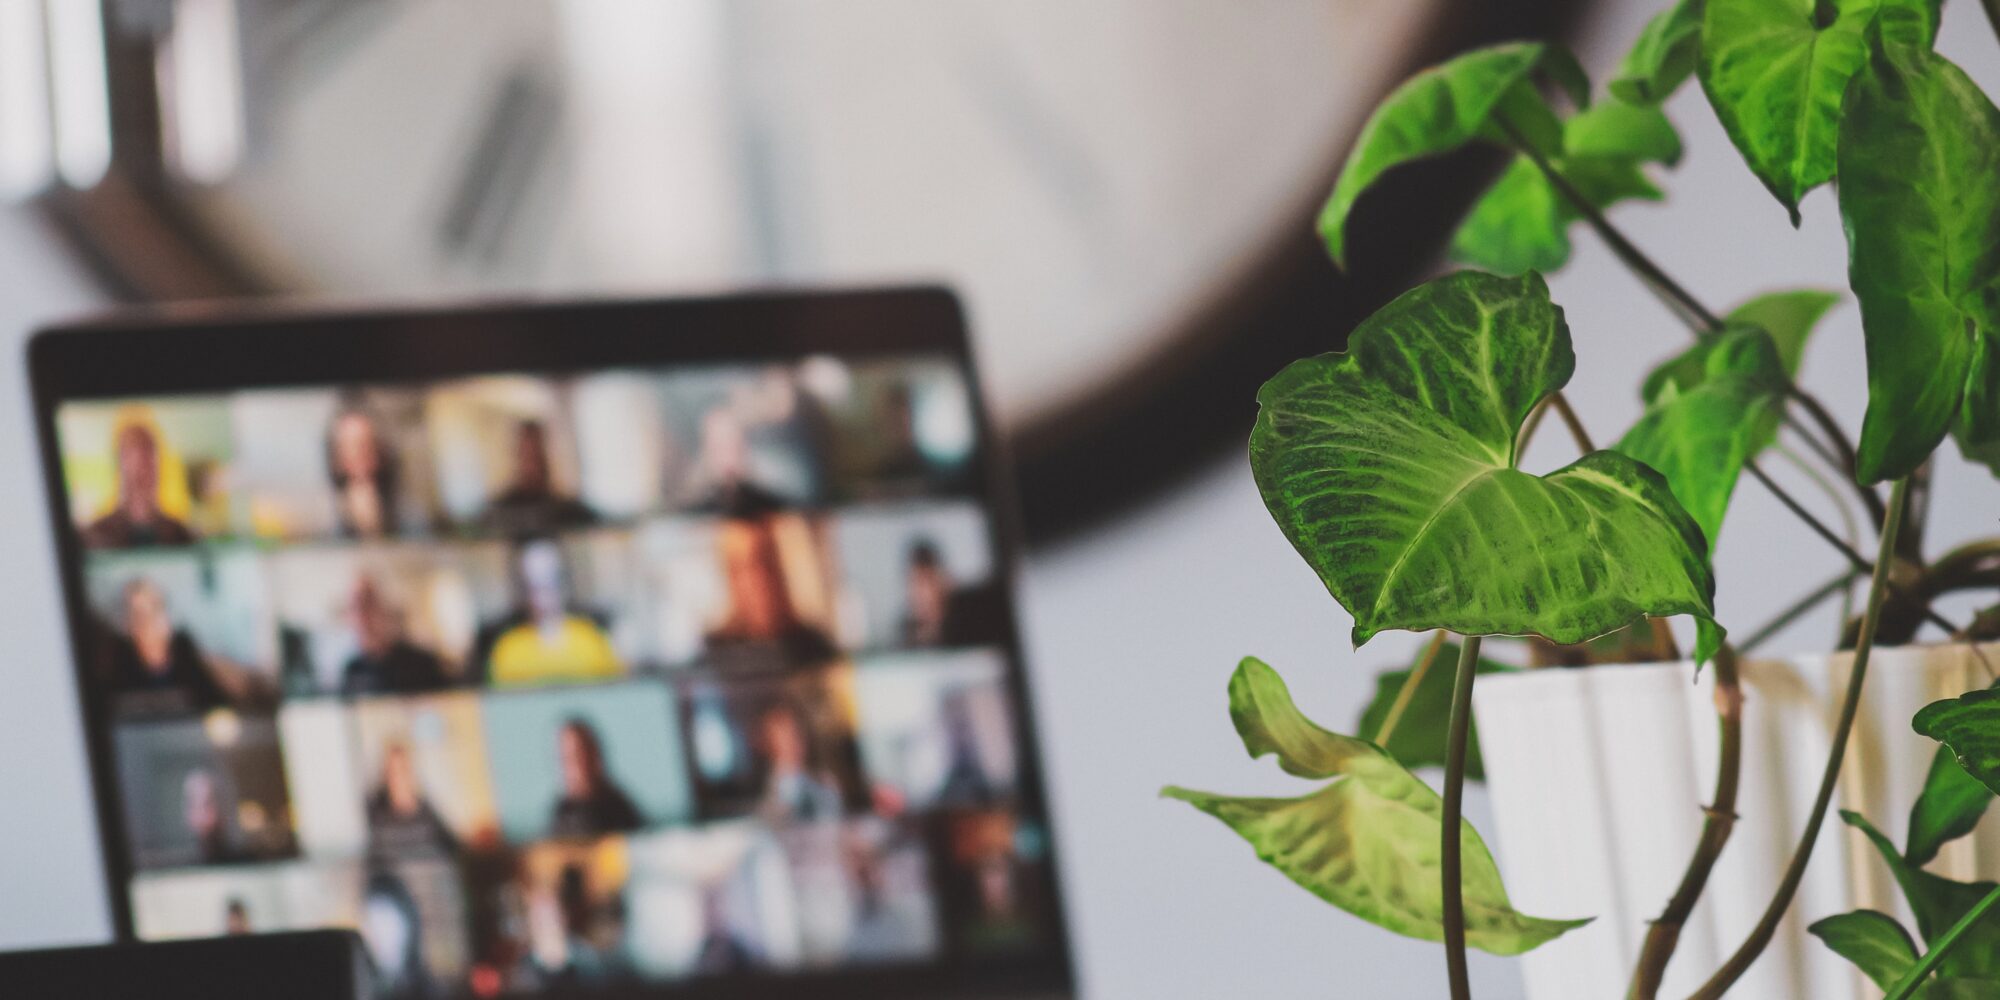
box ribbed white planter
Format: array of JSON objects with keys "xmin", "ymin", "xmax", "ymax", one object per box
[{"xmin": 1473, "ymin": 642, "xmax": 2000, "ymax": 1000}]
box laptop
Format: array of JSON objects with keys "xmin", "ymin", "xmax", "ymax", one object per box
[{"xmin": 26, "ymin": 288, "xmax": 1074, "ymax": 1000}]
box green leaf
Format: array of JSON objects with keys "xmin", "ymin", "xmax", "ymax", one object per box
[
  {"xmin": 1724, "ymin": 289, "xmax": 1842, "ymax": 377},
  {"xmin": 1452, "ymin": 155, "xmax": 1664, "ymax": 276},
  {"xmin": 1320, "ymin": 44, "xmax": 1570, "ymax": 267},
  {"xmin": 1616, "ymin": 328, "xmax": 1788, "ymax": 555},
  {"xmin": 1252, "ymin": 270, "xmax": 1718, "ymax": 649},
  {"xmin": 1698, "ymin": 0, "xmax": 1940, "ymax": 223},
  {"xmin": 1165, "ymin": 657, "xmax": 1589, "ymax": 955},
  {"xmin": 1612, "ymin": 0, "xmax": 1704, "ymax": 105},
  {"xmin": 1565, "ymin": 99, "xmax": 1684, "ymax": 165},
  {"xmin": 1840, "ymin": 34, "xmax": 2000, "ymax": 483},
  {"xmin": 1356, "ymin": 641, "xmax": 1515, "ymax": 778},
  {"xmin": 1846, "ymin": 810, "xmax": 2000, "ymax": 977},
  {"xmin": 1907, "ymin": 745, "xmax": 1994, "ymax": 866},
  {"xmin": 1637, "ymin": 288, "xmax": 1840, "ymax": 412},
  {"xmin": 1924, "ymin": 980, "xmax": 2000, "ymax": 1000},
  {"xmin": 1807, "ymin": 909, "xmax": 1919, "ymax": 991},
  {"xmin": 1452, "ymin": 99, "xmax": 1679, "ymax": 277},
  {"xmin": 1914, "ymin": 690, "xmax": 2000, "ymax": 798}
]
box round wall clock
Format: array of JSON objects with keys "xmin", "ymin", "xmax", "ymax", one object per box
[{"xmin": 35, "ymin": 0, "xmax": 1584, "ymax": 544}]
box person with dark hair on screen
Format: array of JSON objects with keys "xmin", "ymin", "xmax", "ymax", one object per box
[
  {"xmin": 896, "ymin": 537, "xmax": 1002, "ymax": 649},
  {"xmin": 479, "ymin": 421, "xmax": 598, "ymax": 536},
  {"xmin": 549, "ymin": 719, "xmax": 642, "ymax": 838},
  {"xmin": 325, "ymin": 404, "xmax": 400, "ymax": 538},
  {"xmin": 82, "ymin": 418, "xmax": 195, "ymax": 548},
  {"xmin": 341, "ymin": 574, "xmax": 450, "ymax": 696},
  {"xmin": 223, "ymin": 897, "xmax": 252, "ymax": 935},
  {"xmin": 107, "ymin": 578, "xmax": 230, "ymax": 717},
  {"xmin": 365, "ymin": 741, "xmax": 458, "ymax": 858},
  {"xmin": 691, "ymin": 887, "xmax": 755, "ymax": 975}
]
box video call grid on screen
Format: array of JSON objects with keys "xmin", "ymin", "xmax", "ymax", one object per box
[{"xmin": 29, "ymin": 291, "xmax": 1069, "ymax": 1000}]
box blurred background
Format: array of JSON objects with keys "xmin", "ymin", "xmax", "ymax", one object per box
[{"xmin": 0, "ymin": 0, "xmax": 1996, "ymax": 996}]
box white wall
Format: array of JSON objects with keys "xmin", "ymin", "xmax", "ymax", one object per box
[
  {"xmin": 0, "ymin": 207, "xmax": 113, "ymax": 947},
  {"xmin": 1, "ymin": 5, "xmax": 1997, "ymax": 1000}
]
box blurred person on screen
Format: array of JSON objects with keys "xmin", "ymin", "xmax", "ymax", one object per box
[
  {"xmin": 342, "ymin": 574, "xmax": 451, "ymax": 696},
  {"xmin": 479, "ymin": 420, "xmax": 598, "ymax": 537},
  {"xmin": 183, "ymin": 768, "xmax": 239, "ymax": 864},
  {"xmin": 548, "ymin": 719, "xmax": 642, "ymax": 838},
  {"xmin": 82, "ymin": 418, "xmax": 195, "ymax": 548},
  {"xmin": 487, "ymin": 540, "xmax": 623, "ymax": 688},
  {"xmin": 223, "ymin": 897, "xmax": 252, "ymax": 935},
  {"xmin": 683, "ymin": 407, "xmax": 788, "ymax": 516},
  {"xmin": 756, "ymin": 702, "xmax": 842, "ymax": 823},
  {"xmin": 366, "ymin": 741, "xmax": 459, "ymax": 858},
  {"xmin": 897, "ymin": 538, "xmax": 1002, "ymax": 650},
  {"xmin": 107, "ymin": 578, "xmax": 230, "ymax": 717},
  {"xmin": 361, "ymin": 870, "xmax": 433, "ymax": 998},
  {"xmin": 707, "ymin": 518, "xmax": 835, "ymax": 663},
  {"xmin": 691, "ymin": 887, "xmax": 756, "ymax": 975},
  {"xmin": 529, "ymin": 862, "xmax": 630, "ymax": 986},
  {"xmin": 325, "ymin": 404, "xmax": 401, "ymax": 539}
]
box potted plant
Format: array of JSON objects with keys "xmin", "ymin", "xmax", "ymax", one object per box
[{"xmin": 1166, "ymin": 2, "xmax": 2000, "ymax": 998}]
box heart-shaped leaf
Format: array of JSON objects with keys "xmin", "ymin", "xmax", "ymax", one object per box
[
  {"xmin": 1617, "ymin": 327, "xmax": 1788, "ymax": 555},
  {"xmin": 1612, "ymin": 0, "xmax": 1704, "ymax": 105},
  {"xmin": 1356, "ymin": 640, "xmax": 1515, "ymax": 778},
  {"xmin": 1808, "ymin": 909, "xmax": 1919, "ymax": 991},
  {"xmin": 1907, "ymin": 745, "xmax": 1993, "ymax": 866},
  {"xmin": 1165, "ymin": 658, "xmax": 1588, "ymax": 955},
  {"xmin": 1840, "ymin": 27, "xmax": 2000, "ymax": 483},
  {"xmin": 1320, "ymin": 44, "xmax": 1575, "ymax": 267},
  {"xmin": 1847, "ymin": 810, "xmax": 2000, "ymax": 978},
  {"xmin": 1251, "ymin": 270, "xmax": 1718, "ymax": 650},
  {"xmin": 1914, "ymin": 690, "xmax": 2000, "ymax": 797},
  {"xmin": 1699, "ymin": 0, "xmax": 1940, "ymax": 223},
  {"xmin": 1452, "ymin": 99, "xmax": 1680, "ymax": 276},
  {"xmin": 1451, "ymin": 156, "xmax": 1663, "ymax": 275}
]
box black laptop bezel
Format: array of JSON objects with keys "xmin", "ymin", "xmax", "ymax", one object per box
[{"xmin": 26, "ymin": 286, "xmax": 1075, "ymax": 1000}]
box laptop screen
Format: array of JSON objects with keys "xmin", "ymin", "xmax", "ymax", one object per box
[{"xmin": 30, "ymin": 292, "xmax": 1067, "ymax": 999}]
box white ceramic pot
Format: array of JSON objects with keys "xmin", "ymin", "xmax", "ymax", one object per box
[{"xmin": 1472, "ymin": 642, "xmax": 2000, "ymax": 1000}]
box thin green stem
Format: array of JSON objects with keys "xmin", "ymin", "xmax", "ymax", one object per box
[
  {"xmin": 1882, "ymin": 881, "xmax": 2000, "ymax": 1000},
  {"xmin": 1498, "ymin": 112, "xmax": 1885, "ymax": 528},
  {"xmin": 1375, "ymin": 630, "xmax": 1448, "ymax": 746},
  {"xmin": 1499, "ymin": 117, "xmax": 1722, "ymax": 331},
  {"xmin": 1628, "ymin": 643, "xmax": 1743, "ymax": 999},
  {"xmin": 1442, "ymin": 635, "xmax": 1484, "ymax": 1000},
  {"xmin": 1548, "ymin": 390, "xmax": 1597, "ymax": 453},
  {"xmin": 1745, "ymin": 460, "xmax": 1968, "ymax": 639},
  {"xmin": 1686, "ymin": 477, "xmax": 1912, "ymax": 1000},
  {"xmin": 1774, "ymin": 442, "xmax": 1861, "ymax": 570},
  {"xmin": 1737, "ymin": 570, "xmax": 1857, "ymax": 653}
]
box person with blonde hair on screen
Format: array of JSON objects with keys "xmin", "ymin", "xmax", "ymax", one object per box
[{"xmin": 82, "ymin": 413, "xmax": 195, "ymax": 548}]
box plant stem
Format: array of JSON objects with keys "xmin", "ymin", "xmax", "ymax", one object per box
[
  {"xmin": 1737, "ymin": 570, "xmax": 1858, "ymax": 653},
  {"xmin": 1686, "ymin": 477, "xmax": 1912, "ymax": 1000},
  {"xmin": 1549, "ymin": 391, "xmax": 1597, "ymax": 452},
  {"xmin": 1376, "ymin": 630, "xmax": 1449, "ymax": 746},
  {"xmin": 1497, "ymin": 113, "xmax": 1884, "ymax": 525},
  {"xmin": 1498, "ymin": 117, "xmax": 1722, "ymax": 330},
  {"xmin": 1775, "ymin": 442, "xmax": 1861, "ymax": 566},
  {"xmin": 1442, "ymin": 635, "xmax": 1484, "ymax": 1000},
  {"xmin": 1882, "ymin": 881, "xmax": 2000, "ymax": 1000},
  {"xmin": 1629, "ymin": 643, "xmax": 1743, "ymax": 1000},
  {"xmin": 1745, "ymin": 460, "xmax": 1967, "ymax": 638}
]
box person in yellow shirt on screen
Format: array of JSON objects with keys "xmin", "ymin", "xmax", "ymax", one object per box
[{"xmin": 487, "ymin": 539, "xmax": 623, "ymax": 687}]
